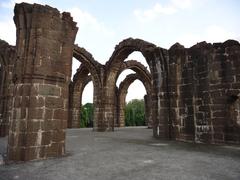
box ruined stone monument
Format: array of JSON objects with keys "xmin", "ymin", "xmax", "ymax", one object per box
[{"xmin": 0, "ymin": 2, "xmax": 239, "ymax": 162}]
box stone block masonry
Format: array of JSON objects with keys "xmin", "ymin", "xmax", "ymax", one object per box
[
  {"xmin": 168, "ymin": 41, "xmax": 240, "ymax": 144},
  {"xmin": 7, "ymin": 3, "xmax": 78, "ymax": 161}
]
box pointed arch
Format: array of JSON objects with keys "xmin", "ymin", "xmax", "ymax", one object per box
[
  {"xmin": 73, "ymin": 45, "xmax": 103, "ymax": 88},
  {"xmin": 117, "ymin": 73, "xmax": 152, "ymax": 127},
  {"xmin": 71, "ymin": 46, "xmax": 104, "ymax": 129},
  {"xmin": 69, "ymin": 64, "xmax": 92, "ymax": 128},
  {"xmin": 100, "ymin": 38, "xmax": 167, "ymax": 133}
]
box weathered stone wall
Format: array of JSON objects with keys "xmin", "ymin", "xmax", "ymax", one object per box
[
  {"xmin": 168, "ymin": 43, "xmax": 195, "ymax": 141},
  {"xmin": 0, "ymin": 40, "xmax": 15, "ymax": 137},
  {"xmin": 7, "ymin": 3, "xmax": 77, "ymax": 161},
  {"xmin": 167, "ymin": 40, "xmax": 240, "ymax": 144}
]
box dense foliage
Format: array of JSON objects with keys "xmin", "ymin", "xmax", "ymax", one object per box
[
  {"xmin": 80, "ymin": 99, "xmax": 145, "ymax": 128},
  {"xmin": 125, "ymin": 99, "xmax": 145, "ymax": 126},
  {"xmin": 80, "ymin": 103, "xmax": 93, "ymax": 128}
]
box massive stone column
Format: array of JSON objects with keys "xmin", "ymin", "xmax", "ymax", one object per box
[{"xmin": 7, "ymin": 3, "xmax": 77, "ymax": 161}]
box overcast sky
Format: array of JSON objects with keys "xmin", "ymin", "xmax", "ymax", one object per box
[{"xmin": 1, "ymin": 0, "xmax": 240, "ymax": 104}]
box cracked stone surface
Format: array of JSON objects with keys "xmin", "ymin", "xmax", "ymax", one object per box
[{"xmin": 0, "ymin": 127, "xmax": 240, "ymax": 180}]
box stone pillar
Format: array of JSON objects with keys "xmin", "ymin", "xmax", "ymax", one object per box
[
  {"xmin": 144, "ymin": 95, "xmax": 153, "ymax": 128},
  {"xmin": 97, "ymin": 71, "xmax": 115, "ymax": 131},
  {"xmin": 118, "ymin": 88, "xmax": 127, "ymax": 127},
  {"xmin": 97, "ymin": 88, "xmax": 115, "ymax": 131},
  {"xmin": 151, "ymin": 48, "xmax": 170, "ymax": 139},
  {"xmin": 114, "ymin": 86, "xmax": 119, "ymax": 127},
  {"xmin": 69, "ymin": 83, "xmax": 82, "ymax": 128},
  {"xmin": 7, "ymin": 3, "xmax": 77, "ymax": 161},
  {"xmin": 92, "ymin": 83, "xmax": 104, "ymax": 131}
]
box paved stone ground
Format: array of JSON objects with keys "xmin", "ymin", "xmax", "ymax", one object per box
[{"xmin": 0, "ymin": 127, "xmax": 240, "ymax": 180}]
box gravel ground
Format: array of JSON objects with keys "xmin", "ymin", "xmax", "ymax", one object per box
[{"xmin": 0, "ymin": 127, "xmax": 240, "ymax": 180}]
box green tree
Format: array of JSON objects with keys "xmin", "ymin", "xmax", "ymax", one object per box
[
  {"xmin": 125, "ymin": 99, "xmax": 145, "ymax": 126},
  {"xmin": 80, "ymin": 103, "xmax": 93, "ymax": 128}
]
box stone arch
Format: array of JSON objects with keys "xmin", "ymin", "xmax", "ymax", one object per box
[
  {"xmin": 72, "ymin": 45, "xmax": 104, "ymax": 130},
  {"xmin": 101, "ymin": 38, "xmax": 168, "ymax": 136},
  {"xmin": 69, "ymin": 64, "xmax": 92, "ymax": 128},
  {"xmin": 117, "ymin": 73, "xmax": 152, "ymax": 128},
  {"xmin": 114, "ymin": 60, "xmax": 152, "ymax": 127},
  {"xmin": 105, "ymin": 38, "xmax": 157, "ymax": 86},
  {"xmin": 106, "ymin": 38, "xmax": 157, "ymax": 71},
  {"xmin": 73, "ymin": 45, "xmax": 102, "ymax": 88},
  {"xmin": 117, "ymin": 60, "xmax": 151, "ymax": 84}
]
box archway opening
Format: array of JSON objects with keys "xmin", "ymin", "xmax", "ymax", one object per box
[
  {"xmin": 116, "ymin": 70, "xmax": 152, "ymax": 129},
  {"xmin": 125, "ymin": 80, "xmax": 147, "ymax": 127},
  {"xmin": 126, "ymin": 79, "xmax": 146, "ymax": 103},
  {"xmin": 80, "ymin": 81, "xmax": 94, "ymax": 128},
  {"xmin": 125, "ymin": 51, "xmax": 150, "ymax": 71},
  {"xmin": 116, "ymin": 69, "xmax": 135, "ymax": 87},
  {"xmin": 115, "ymin": 72, "xmax": 153, "ymax": 140},
  {"xmin": 112, "ymin": 49, "xmax": 153, "ymax": 132},
  {"xmin": 226, "ymin": 95, "xmax": 240, "ymax": 141}
]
